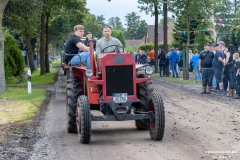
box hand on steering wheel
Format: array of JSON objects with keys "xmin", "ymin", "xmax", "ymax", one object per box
[{"xmin": 102, "ymin": 45, "xmax": 124, "ymax": 53}]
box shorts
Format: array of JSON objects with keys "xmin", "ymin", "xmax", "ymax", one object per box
[{"xmin": 214, "ymin": 69, "xmax": 223, "ymax": 83}]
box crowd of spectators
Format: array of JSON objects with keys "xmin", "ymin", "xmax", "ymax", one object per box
[{"xmin": 130, "ymin": 42, "xmax": 240, "ymax": 99}]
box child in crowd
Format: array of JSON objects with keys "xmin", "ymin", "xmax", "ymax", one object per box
[{"xmin": 233, "ymin": 53, "xmax": 240, "ymax": 99}]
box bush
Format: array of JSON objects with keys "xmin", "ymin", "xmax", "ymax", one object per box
[
  {"xmin": 112, "ymin": 29, "xmax": 126, "ymax": 47},
  {"xmin": 138, "ymin": 43, "xmax": 171, "ymax": 52},
  {"xmin": 4, "ymin": 30, "xmax": 24, "ymax": 79}
]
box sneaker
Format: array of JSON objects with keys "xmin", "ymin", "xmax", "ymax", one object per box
[
  {"xmin": 201, "ymin": 91, "xmax": 206, "ymax": 94},
  {"xmin": 218, "ymin": 90, "xmax": 225, "ymax": 95}
]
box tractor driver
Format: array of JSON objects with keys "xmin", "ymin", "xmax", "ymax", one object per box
[
  {"xmin": 64, "ymin": 25, "xmax": 92, "ymax": 68},
  {"xmin": 96, "ymin": 24, "xmax": 123, "ymax": 54}
]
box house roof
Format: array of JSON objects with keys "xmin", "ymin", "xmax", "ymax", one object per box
[
  {"xmin": 125, "ymin": 24, "xmax": 174, "ymax": 47},
  {"xmin": 146, "ymin": 24, "xmax": 174, "ymax": 44}
]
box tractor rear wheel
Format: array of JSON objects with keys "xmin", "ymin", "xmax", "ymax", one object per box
[
  {"xmin": 135, "ymin": 76, "xmax": 153, "ymax": 130},
  {"xmin": 148, "ymin": 92, "xmax": 165, "ymax": 141},
  {"xmin": 66, "ymin": 78, "xmax": 82, "ymax": 133},
  {"xmin": 76, "ymin": 95, "xmax": 91, "ymax": 144}
]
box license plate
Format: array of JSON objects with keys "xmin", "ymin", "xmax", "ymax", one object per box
[{"xmin": 113, "ymin": 93, "xmax": 128, "ymax": 103}]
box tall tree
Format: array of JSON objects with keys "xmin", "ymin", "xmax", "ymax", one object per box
[
  {"xmin": 138, "ymin": 0, "xmax": 162, "ymax": 73},
  {"xmin": 163, "ymin": 0, "xmax": 168, "ymax": 54},
  {"xmin": 0, "ymin": 0, "xmax": 9, "ymax": 93},
  {"xmin": 125, "ymin": 12, "xmax": 141, "ymax": 39},
  {"xmin": 108, "ymin": 17, "xmax": 125, "ymax": 32},
  {"xmin": 84, "ymin": 14, "xmax": 102, "ymax": 38},
  {"xmin": 170, "ymin": 0, "xmax": 213, "ymax": 80},
  {"xmin": 97, "ymin": 15, "xmax": 106, "ymax": 26},
  {"xmin": 4, "ymin": 0, "xmax": 42, "ymax": 73},
  {"xmin": 136, "ymin": 20, "xmax": 148, "ymax": 39}
]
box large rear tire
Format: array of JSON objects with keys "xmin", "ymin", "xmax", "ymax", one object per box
[
  {"xmin": 66, "ymin": 78, "xmax": 82, "ymax": 133},
  {"xmin": 149, "ymin": 92, "xmax": 165, "ymax": 141},
  {"xmin": 136, "ymin": 75, "xmax": 153, "ymax": 130},
  {"xmin": 76, "ymin": 95, "xmax": 91, "ymax": 144}
]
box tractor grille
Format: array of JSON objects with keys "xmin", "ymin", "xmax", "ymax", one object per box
[{"xmin": 106, "ymin": 66, "xmax": 133, "ymax": 96}]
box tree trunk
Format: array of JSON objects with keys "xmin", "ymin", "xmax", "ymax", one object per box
[
  {"xmin": 45, "ymin": 8, "xmax": 50, "ymax": 73},
  {"xmin": 0, "ymin": 0, "xmax": 9, "ymax": 93},
  {"xmin": 40, "ymin": 0, "xmax": 46, "ymax": 75},
  {"xmin": 25, "ymin": 34, "xmax": 36, "ymax": 73},
  {"xmin": 154, "ymin": 2, "xmax": 159, "ymax": 73},
  {"xmin": 183, "ymin": 18, "xmax": 190, "ymax": 80},
  {"xmin": 163, "ymin": 0, "xmax": 168, "ymax": 53}
]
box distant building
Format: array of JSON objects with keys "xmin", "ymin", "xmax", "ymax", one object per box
[{"xmin": 126, "ymin": 24, "xmax": 174, "ymax": 47}]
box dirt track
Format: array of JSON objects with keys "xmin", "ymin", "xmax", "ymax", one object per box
[{"xmin": 29, "ymin": 71, "xmax": 240, "ymax": 160}]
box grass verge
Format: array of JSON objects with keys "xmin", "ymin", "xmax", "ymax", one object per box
[
  {"xmin": 152, "ymin": 73, "xmax": 200, "ymax": 85},
  {"xmin": 7, "ymin": 68, "xmax": 58, "ymax": 86},
  {"xmin": 0, "ymin": 88, "xmax": 46, "ymax": 125}
]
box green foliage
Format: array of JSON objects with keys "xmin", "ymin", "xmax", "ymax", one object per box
[
  {"xmin": 4, "ymin": 30, "xmax": 24, "ymax": 79},
  {"xmin": 48, "ymin": 0, "xmax": 88, "ymax": 46},
  {"xmin": 84, "ymin": 14, "xmax": 102, "ymax": 39},
  {"xmin": 125, "ymin": 46, "xmax": 138, "ymax": 53},
  {"xmin": 222, "ymin": 28, "xmax": 240, "ymax": 48},
  {"xmin": 138, "ymin": 0, "xmax": 162, "ymax": 16},
  {"xmin": 138, "ymin": 43, "xmax": 169, "ymax": 51},
  {"xmin": 124, "ymin": 12, "xmax": 147, "ymax": 39},
  {"xmin": 108, "ymin": 17, "xmax": 125, "ymax": 32},
  {"xmin": 112, "ymin": 30, "xmax": 126, "ymax": 47}
]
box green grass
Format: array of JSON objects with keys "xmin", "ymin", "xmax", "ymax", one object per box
[
  {"xmin": 52, "ymin": 59, "xmax": 61, "ymax": 68},
  {"xmin": 0, "ymin": 88, "xmax": 46, "ymax": 125},
  {"xmin": 7, "ymin": 68, "xmax": 58, "ymax": 86},
  {"xmin": 152, "ymin": 73, "xmax": 199, "ymax": 85}
]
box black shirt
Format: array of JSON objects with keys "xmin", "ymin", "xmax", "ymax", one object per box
[
  {"xmin": 64, "ymin": 35, "xmax": 82, "ymax": 63},
  {"xmin": 234, "ymin": 61, "xmax": 240, "ymax": 75},
  {"xmin": 199, "ymin": 50, "xmax": 214, "ymax": 68}
]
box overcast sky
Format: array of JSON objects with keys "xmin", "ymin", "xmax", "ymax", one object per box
[{"xmin": 86, "ymin": 0, "xmax": 155, "ymax": 25}]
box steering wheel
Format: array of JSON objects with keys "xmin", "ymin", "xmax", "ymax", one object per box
[{"xmin": 102, "ymin": 45, "xmax": 124, "ymax": 53}]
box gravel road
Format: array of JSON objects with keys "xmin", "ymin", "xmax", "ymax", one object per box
[{"xmin": 29, "ymin": 71, "xmax": 240, "ymax": 160}]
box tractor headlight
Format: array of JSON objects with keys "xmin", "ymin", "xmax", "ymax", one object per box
[
  {"xmin": 86, "ymin": 69, "xmax": 93, "ymax": 77},
  {"xmin": 145, "ymin": 66, "xmax": 153, "ymax": 75}
]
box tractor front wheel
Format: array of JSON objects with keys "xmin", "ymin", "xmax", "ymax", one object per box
[
  {"xmin": 76, "ymin": 95, "xmax": 91, "ymax": 144},
  {"xmin": 148, "ymin": 92, "xmax": 165, "ymax": 141}
]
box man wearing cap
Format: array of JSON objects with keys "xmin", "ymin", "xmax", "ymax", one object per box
[
  {"xmin": 64, "ymin": 25, "xmax": 92, "ymax": 68},
  {"xmin": 169, "ymin": 47, "xmax": 179, "ymax": 78},
  {"xmin": 212, "ymin": 42, "xmax": 226, "ymax": 95},
  {"xmin": 199, "ymin": 43, "xmax": 215, "ymax": 94}
]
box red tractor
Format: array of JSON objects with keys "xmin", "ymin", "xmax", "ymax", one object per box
[{"xmin": 65, "ymin": 41, "xmax": 165, "ymax": 144}]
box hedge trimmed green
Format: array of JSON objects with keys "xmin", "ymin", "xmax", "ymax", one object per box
[{"xmin": 4, "ymin": 30, "xmax": 24, "ymax": 79}]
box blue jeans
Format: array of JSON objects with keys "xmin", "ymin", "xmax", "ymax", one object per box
[
  {"xmin": 193, "ymin": 66, "xmax": 202, "ymax": 81},
  {"xmin": 34, "ymin": 60, "xmax": 37, "ymax": 68},
  {"xmin": 171, "ymin": 63, "xmax": 178, "ymax": 77},
  {"xmin": 70, "ymin": 51, "xmax": 90, "ymax": 69},
  {"xmin": 212, "ymin": 75, "xmax": 217, "ymax": 88}
]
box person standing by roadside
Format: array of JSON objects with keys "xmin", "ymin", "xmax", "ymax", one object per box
[
  {"xmin": 158, "ymin": 49, "xmax": 167, "ymax": 77},
  {"xmin": 170, "ymin": 47, "xmax": 179, "ymax": 78},
  {"xmin": 222, "ymin": 44, "xmax": 231, "ymax": 94},
  {"xmin": 225, "ymin": 44, "xmax": 235, "ymax": 97},
  {"xmin": 148, "ymin": 49, "xmax": 155, "ymax": 70},
  {"xmin": 33, "ymin": 48, "xmax": 37, "ymax": 69},
  {"xmin": 233, "ymin": 53, "xmax": 240, "ymax": 99},
  {"xmin": 191, "ymin": 49, "xmax": 202, "ymax": 82},
  {"xmin": 212, "ymin": 42, "xmax": 226, "ymax": 95},
  {"xmin": 199, "ymin": 43, "xmax": 215, "ymax": 94}
]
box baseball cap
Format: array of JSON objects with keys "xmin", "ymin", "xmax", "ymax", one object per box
[
  {"xmin": 218, "ymin": 41, "xmax": 225, "ymax": 46},
  {"xmin": 213, "ymin": 43, "xmax": 219, "ymax": 47}
]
